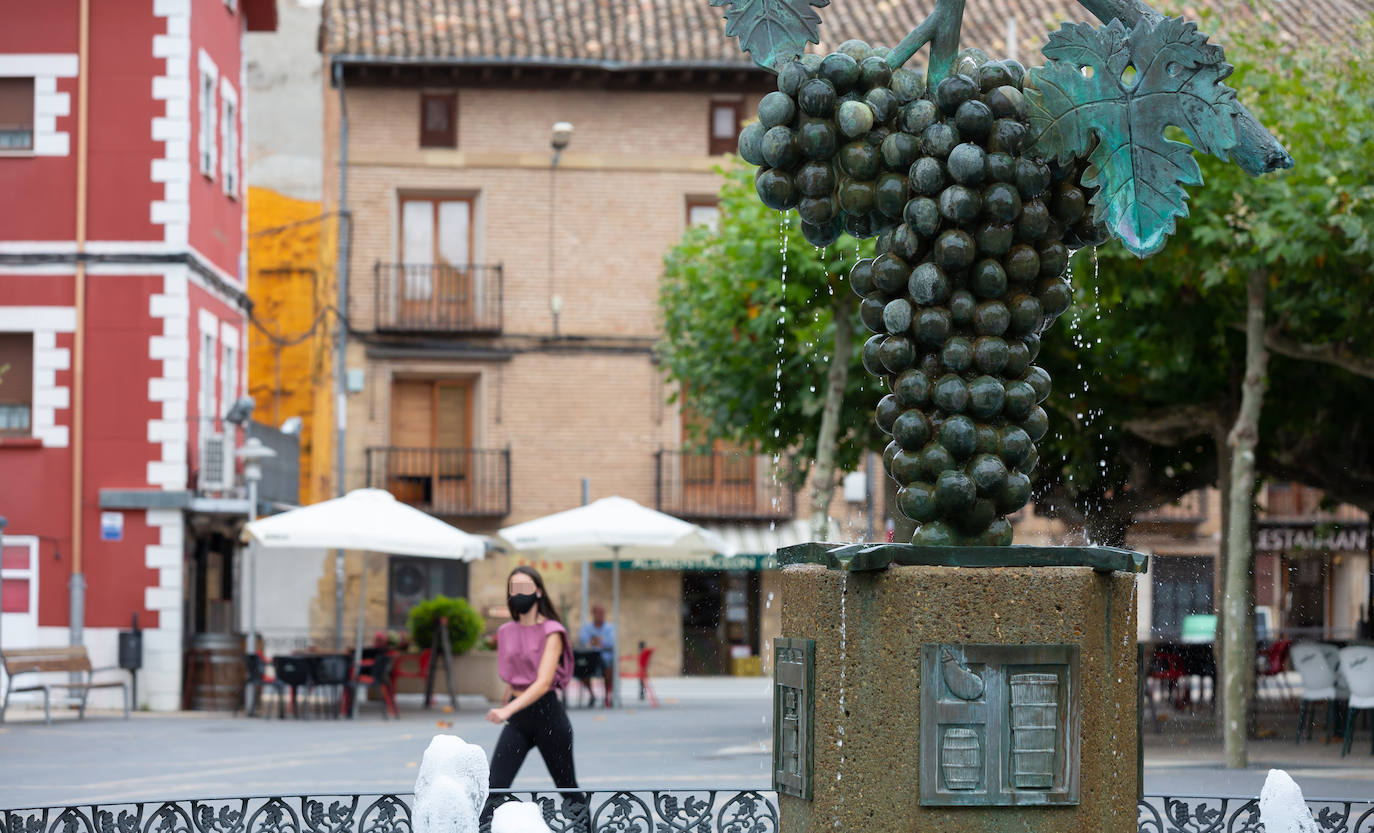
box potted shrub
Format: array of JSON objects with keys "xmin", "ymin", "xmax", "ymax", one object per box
[{"xmin": 407, "ymin": 596, "xmax": 484, "ymax": 655}]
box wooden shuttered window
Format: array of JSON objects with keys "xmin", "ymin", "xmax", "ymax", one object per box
[
  {"xmin": 419, "ymin": 93, "xmax": 457, "ymax": 148},
  {"xmin": 0, "ymin": 332, "xmax": 33, "ymax": 434},
  {"xmin": 708, "ymin": 100, "xmax": 741, "ymax": 156},
  {"xmin": 0, "ymin": 77, "xmax": 35, "ymax": 151},
  {"xmin": 386, "ymin": 379, "xmax": 475, "ymax": 509}
]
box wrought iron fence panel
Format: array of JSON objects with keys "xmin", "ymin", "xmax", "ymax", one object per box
[{"xmin": 7, "ymin": 793, "xmax": 1372, "ymax": 833}]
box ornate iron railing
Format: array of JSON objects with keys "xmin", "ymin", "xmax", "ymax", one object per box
[
  {"xmin": 1138, "ymin": 794, "xmax": 1374, "ymax": 833},
  {"xmin": 374, "ymin": 263, "xmax": 503, "ymax": 334},
  {"xmin": 655, "ymin": 449, "xmax": 798, "ymax": 522},
  {"xmin": 5, "ymin": 793, "xmax": 1372, "ymax": 833},
  {"xmin": 365, "ymin": 447, "xmax": 511, "ymax": 517}
]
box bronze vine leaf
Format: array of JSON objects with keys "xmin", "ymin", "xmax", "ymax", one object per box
[
  {"xmin": 1024, "ymin": 16, "xmax": 1240, "ymax": 257},
  {"xmin": 708, "ymin": 0, "xmax": 830, "ymax": 72}
]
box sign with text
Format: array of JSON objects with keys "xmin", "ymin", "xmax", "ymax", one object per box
[{"xmin": 1256, "ymin": 523, "xmax": 1369, "ymax": 553}]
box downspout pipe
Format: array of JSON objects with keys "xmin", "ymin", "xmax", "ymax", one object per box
[
  {"xmin": 333, "ymin": 61, "xmax": 351, "ymax": 649},
  {"xmin": 70, "ymin": 0, "xmax": 91, "ymax": 648}
]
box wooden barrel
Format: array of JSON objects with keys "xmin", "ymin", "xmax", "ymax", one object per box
[
  {"xmin": 939, "ymin": 727, "xmax": 981, "ymax": 790},
  {"xmin": 1010, "ymin": 672, "xmax": 1059, "ymax": 789},
  {"xmin": 189, "ymin": 633, "xmax": 246, "ymax": 711}
]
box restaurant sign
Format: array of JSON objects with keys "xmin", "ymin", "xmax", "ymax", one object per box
[
  {"xmin": 1256, "ymin": 523, "xmax": 1370, "ymax": 553},
  {"xmin": 591, "ymin": 554, "xmax": 780, "ymax": 571}
]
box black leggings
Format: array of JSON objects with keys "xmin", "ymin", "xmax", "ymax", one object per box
[
  {"xmin": 483, "ymin": 692, "xmax": 583, "ymax": 828},
  {"xmin": 489, "ymin": 691, "xmax": 578, "ymax": 788}
]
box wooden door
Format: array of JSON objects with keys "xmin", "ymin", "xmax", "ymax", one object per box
[
  {"xmin": 389, "ymin": 379, "xmax": 473, "ymax": 513},
  {"xmin": 400, "ymin": 197, "xmax": 473, "ymax": 328}
]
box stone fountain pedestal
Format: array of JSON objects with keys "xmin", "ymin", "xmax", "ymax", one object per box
[{"xmin": 773, "ymin": 545, "xmax": 1143, "ymax": 833}]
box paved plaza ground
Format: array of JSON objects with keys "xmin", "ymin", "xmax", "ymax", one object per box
[{"xmin": 1, "ymin": 677, "xmax": 1371, "ymax": 808}]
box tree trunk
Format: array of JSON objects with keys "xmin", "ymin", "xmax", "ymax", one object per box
[
  {"xmin": 810, "ymin": 296, "xmax": 855, "ymax": 541},
  {"xmin": 1212, "ymin": 424, "xmax": 1231, "ymax": 739},
  {"xmin": 1222, "ymin": 271, "xmax": 1269, "ymax": 769}
]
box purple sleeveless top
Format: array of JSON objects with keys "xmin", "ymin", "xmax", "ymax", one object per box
[{"xmin": 496, "ymin": 619, "xmax": 573, "ymax": 690}]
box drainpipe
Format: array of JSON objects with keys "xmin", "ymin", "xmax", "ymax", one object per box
[
  {"xmin": 332, "ymin": 61, "xmax": 351, "ymax": 649},
  {"xmin": 69, "ymin": 0, "xmax": 91, "ymax": 648}
]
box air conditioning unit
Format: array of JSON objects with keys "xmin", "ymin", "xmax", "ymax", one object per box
[{"xmin": 198, "ymin": 431, "xmax": 235, "ymax": 492}]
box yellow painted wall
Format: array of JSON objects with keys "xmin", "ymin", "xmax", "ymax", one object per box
[{"xmin": 246, "ymin": 186, "xmax": 337, "ymax": 505}]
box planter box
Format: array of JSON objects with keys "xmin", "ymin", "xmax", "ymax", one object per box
[{"xmin": 393, "ymin": 650, "xmax": 505, "ymax": 705}]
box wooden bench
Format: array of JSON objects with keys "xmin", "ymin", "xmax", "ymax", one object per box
[{"xmin": 1, "ymin": 646, "xmax": 130, "ymax": 724}]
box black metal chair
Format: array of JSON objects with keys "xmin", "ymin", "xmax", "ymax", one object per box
[
  {"xmin": 310, "ymin": 654, "xmax": 352, "ymax": 718},
  {"xmin": 243, "ymin": 654, "xmax": 268, "ymax": 716},
  {"xmin": 272, "ymin": 655, "xmax": 314, "ymax": 719}
]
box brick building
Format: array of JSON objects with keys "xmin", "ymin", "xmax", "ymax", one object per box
[{"xmin": 0, "ymin": 0, "xmax": 281, "ymax": 711}]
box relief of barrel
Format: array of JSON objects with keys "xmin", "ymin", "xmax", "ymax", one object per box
[
  {"xmin": 1009, "ymin": 672, "xmax": 1059, "ymax": 789},
  {"xmin": 940, "ymin": 727, "xmax": 981, "ymax": 790}
]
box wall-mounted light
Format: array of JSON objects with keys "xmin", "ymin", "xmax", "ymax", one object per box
[{"xmin": 552, "ymin": 121, "xmax": 574, "ymax": 152}]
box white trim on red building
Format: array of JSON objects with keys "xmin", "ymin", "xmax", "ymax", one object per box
[
  {"xmin": 0, "ymin": 53, "xmax": 77, "ymax": 157},
  {"xmin": 152, "ymin": 0, "xmax": 192, "ymax": 246}
]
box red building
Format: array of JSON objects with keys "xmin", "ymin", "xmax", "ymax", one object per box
[{"xmin": 1, "ymin": 0, "xmax": 278, "ymax": 711}]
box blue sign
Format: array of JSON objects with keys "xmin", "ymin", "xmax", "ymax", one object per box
[{"xmin": 100, "ymin": 512, "xmax": 123, "ymax": 542}]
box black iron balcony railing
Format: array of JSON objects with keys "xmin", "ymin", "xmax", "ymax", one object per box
[
  {"xmin": 373, "ymin": 263, "xmax": 502, "ymax": 333},
  {"xmin": 1134, "ymin": 490, "xmax": 1209, "ymax": 525},
  {"xmin": 365, "ymin": 446, "xmax": 510, "ymax": 517},
  {"xmin": 655, "ymin": 449, "xmax": 798, "ymax": 522}
]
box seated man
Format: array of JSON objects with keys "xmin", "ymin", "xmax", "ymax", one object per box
[{"xmin": 577, "ymin": 604, "xmax": 616, "ymax": 707}]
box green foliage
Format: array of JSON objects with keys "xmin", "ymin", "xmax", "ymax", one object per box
[
  {"xmin": 406, "ymin": 595, "xmax": 485, "ymax": 656},
  {"xmin": 707, "ymin": 0, "xmax": 828, "ymax": 71},
  {"xmin": 1026, "ymin": 17, "xmax": 1240, "ymax": 257},
  {"xmin": 1042, "ymin": 11, "xmax": 1374, "ymax": 516},
  {"xmin": 658, "ymin": 162, "xmax": 880, "ymax": 477}
]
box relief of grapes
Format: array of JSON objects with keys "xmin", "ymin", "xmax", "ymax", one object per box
[{"xmin": 713, "ymin": 0, "xmax": 1292, "ymax": 545}]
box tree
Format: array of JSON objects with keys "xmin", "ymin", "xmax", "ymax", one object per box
[
  {"xmin": 659, "ymin": 165, "xmax": 879, "ymax": 539},
  {"xmin": 1078, "ymin": 11, "xmax": 1374, "ymax": 766}
]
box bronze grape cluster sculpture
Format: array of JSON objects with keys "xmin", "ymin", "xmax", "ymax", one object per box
[{"xmin": 712, "ymin": 0, "xmax": 1292, "ymax": 545}]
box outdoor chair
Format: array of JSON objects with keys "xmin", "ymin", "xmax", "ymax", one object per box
[
  {"xmin": 568, "ymin": 651, "xmax": 605, "ymax": 708},
  {"xmin": 619, "ymin": 647, "xmax": 658, "ymax": 707},
  {"xmin": 1146, "ymin": 648, "xmax": 1188, "ymax": 712},
  {"xmin": 351, "ymin": 652, "xmax": 399, "ymax": 718},
  {"xmin": 1256, "ymin": 639, "xmax": 1294, "ymax": 704},
  {"xmin": 243, "ymin": 654, "xmax": 269, "ymax": 716},
  {"xmin": 1337, "ymin": 646, "xmax": 1374, "ymax": 756},
  {"xmin": 1291, "ymin": 641, "xmax": 1344, "ymax": 743},
  {"xmin": 271, "ymin": 655, "xmax": 314, "ymax": 719},
  {"xmin": 310, "ymin": 655, "xmax": 352, "ymax": 718}
]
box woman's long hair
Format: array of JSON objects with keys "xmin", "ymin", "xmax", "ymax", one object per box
[{"xmin": 506, "ymin": 565, "xmax": 563, "ymax": 623}]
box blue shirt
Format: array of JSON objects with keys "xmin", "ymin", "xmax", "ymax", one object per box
[{"xmin": 578, "ymin": 621, "xmax": 616, "ymax": 664}]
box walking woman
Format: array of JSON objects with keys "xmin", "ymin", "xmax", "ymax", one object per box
[{"xmin": 483, "ymin": 566, "xmax": 579, "ymax": 824}]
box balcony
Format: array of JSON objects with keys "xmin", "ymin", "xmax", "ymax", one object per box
[
  {"xmin": 655, "ymin": 449, "xmax": 798, "ymax": 522},
  {"xmin": 366, "ymin": 447, "xmax": 510, "ymax": 517},
  {"xmin": 1133, "ymin": 490, "xmax": 1208, "ymax": 525},
  {"xmin": 374, "ymin": 263, "xmax": 503, "ymax": 334}
]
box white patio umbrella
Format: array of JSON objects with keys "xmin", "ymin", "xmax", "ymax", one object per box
[
  {"xmin": 243, "ymin": 488, "xmax": 486, "ymax": 707},
  {"xmin": 498, "ymin": 495, "xmax": 733, "ymax": 706}
]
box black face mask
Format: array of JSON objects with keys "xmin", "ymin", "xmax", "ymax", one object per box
[{"xmin": 509, "ymin": 592, "xmax": 540, "ymax": 616}]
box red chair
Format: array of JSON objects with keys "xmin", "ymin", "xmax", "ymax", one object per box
[
  {"xmin": 351, "ymin": 653, "xmax": 399, "ymax": 718},
  {"xmin": 1257, "ymin": 639, "xmax": 1294, "ymax": 704},
  {"xmin": 390, "ymin": 648, "xmax": 431, "ymax": 690},
  {"xmin": 1148, "ymin": 648, "xmax": 1189, "ymax": 710},
  {"xmin": 619, "ymin": 647, "xmax": 659, "ymax": 707}
]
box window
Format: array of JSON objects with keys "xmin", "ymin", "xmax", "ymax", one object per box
[
  {"xmin": 220, "ymin": 343, "xmax": 236, "ymax": 417},
  {"xmin": 1150, "ymin": 556, "xmax": 1214, "ymax": 639},
  {"xmin": 384, "ymin": 378, "xmax": 475, "ymax": 513},
  {"xmin": 708, "ymin": 100, "xmax": 742, "ymax": 156},
  {"xmin": 0, "ymin": 333, "xmax": 33, "ymax": 435},
  {"xmin": 0, "ymin": 77, "xmax": 34, "ymax": 151},
  {"xmin": 198, "ymin": 53, "xmax": 218, "ymax": 179},
  {"xmin": 198, "ymin": 331, "xmax": 216, "ymax": 417},
  {"xmin": 419, "ymin": 93, "xmax": 457, "ymax": 148},
  {"xmin": 398, "ymin": 196, "xmax": 473, "ymax": 323},
  {"xmin": 387, "ymin": 556, "xmax": 469, "ymax": 629},
  {"xmin": 220, "ymin": 82, "xmax": 238, "ymax": 197},
  {"xmin": 687, "ymin": 198, "xmax": 721, "ymax": 233}
]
